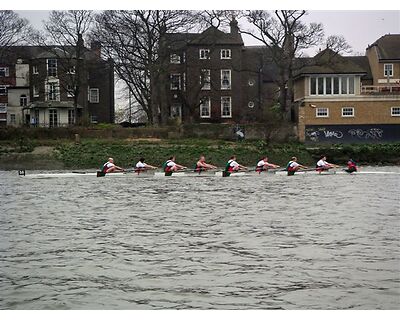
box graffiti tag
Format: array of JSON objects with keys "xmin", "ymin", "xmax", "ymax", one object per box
[
  {"xmin": 323, "ymin": 130, "xmax": 343, "ymax": 139},
  {"xmin": 348, "ymin": 128, "xmax": 383, "ymax": 140}
]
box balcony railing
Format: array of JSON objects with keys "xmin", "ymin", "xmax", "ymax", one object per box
[{"xmin": 361, "ymin": 85, "xmax": 400, "ymax": 95}]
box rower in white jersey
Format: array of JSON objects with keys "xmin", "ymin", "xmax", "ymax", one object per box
[
  {"xmin": 163, "ymin": 156, "xmax": 187, "ymax": 173},
  {"xmin": 101, "ymin": 158, "xmax": 125, "ymax": 174},
  {"xmin": 316, "ymin": 155, "xmax": 338, "ymax": 173},
  {"xmin": 255, "ymin": 156, "xmax": 280, "ymax": 173},
  {"xmin": 135, "ymin": 157, "xmax": 157, "ymax": 172}
]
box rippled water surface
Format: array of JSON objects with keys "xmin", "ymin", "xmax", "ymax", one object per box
[{"xmin": 1, "ymin": 168, "xmax": 399, "ymax": 309}]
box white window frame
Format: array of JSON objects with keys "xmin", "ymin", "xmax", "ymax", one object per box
[
  {"xmin": 46, "ymin": 80, "xmax": 60, "ymax": 101},
  {"xmin": 391, "ymin": 107, "xmax": 400, "ymax": 116},
  {"xmin": 200, "ymin": 97, "xmax": 211, "ymax": 118},
  {"xmin": 90, "ymin": 115, "xmax": 98, "ymax": 123},
  {"xmin": 46, "ymin": 59, "xmax": 57, "ymax": 77},
  {"xmin": 384, "ymin": 64, "xmax": 393, "ymax": 77},
  {"xmin": 341, "ymin": 107, "xmax": 354, "ymax": 117},
  {"xmin": 220, "ymin": 49, "xmax": 231, "ymax": 60},
  {"xmin": 89, "ymin": 88, "xmax": 99, "ymax": 103},
  {"xmin": 200, "ymin": 69, "xmax": 211, "ymax": 90},
  {"xmin": 310, "ymin": 76, "xmax": 355, "ymax": 96},
  {"xmin": 221, "ymin": 69, "xmax": 231, "ymax": 90},
  {"xmin": 0, "ymin": 85, "xmax": 9, "ymax": 95},
  {"xmin": 221, "ymin": 96, "xmax": 232, "ymax": 118},
  {"xmin": 33, "ymin": 85, "xmax": 39, "ymax": 97},
  {"xmin": 170, "ymin": 73, "xmax": 181, "ymax": 90},
  {"xmin": 199, "ymin": 49, "xmax": 210, "ymax": 60},
  {"xmin": 170, "ymin": 53, "xmax": 181, "ymax": 64},
  {"xmin": 316, "ymin": 107, "xmax": 329, "ymax": 118},
  {"xmin": 32, "ymin": 65, "xmax": 39, "ymax": 75},
  {"xmin": 0, "ymin": 67, "xmax": 10, "ymax": 77},
  {"xmin": 20, "ymin": 95, "xmax": 28, "ymax": 107}
]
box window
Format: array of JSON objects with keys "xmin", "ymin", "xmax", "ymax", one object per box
[
  {"xmin": 67, "ymin": 85, "xmax": 75, "ymax": 98},
  {"xmin": 49, "ymin": 109, "xmax": 58, "ymax": 128},
  {"xmin": 391, "ymin": 107, "xmax": 400, "ymax": 116},
  {"xmin": 199, "ymin": 49, "xmax": 210, "ymax": 60},
  {"xmin": 200, "ymin": 69, "xmax": 211, "ymax": 90},
  {"xmin": 170, "ymin": 74, "xmax": 181, "ymax": 90},
  {"xmin": 0, "ymin": 67, "xmax": 9, "ymax": 77},
  {"xmin": 10, "ymin": 114, "xmax": 16, "ymax": 125},
  {"xmin": 342, "ymin": 107, "xmax": 354, "ymax": 117},
  {"xmin": 221, "ymin": 49, "xmax": 231, "ymax": 59},
  {"xmin": 32, "ymin": 65, "xmax": 39, "ymax": 75},
  {"xmin": 170, "ymin": 54, "xmax": 181, "ymax": 64},
  {"xmin": 200, "ymin": 97, "xmax": 211, "ymax": 118},
  {"xmin": 0, "ymin": 103, "xmax": 7, "ymax": 113},
  {"xmin": 316, "ymin": 108, "xmax": 329, "ymax": 118},
  {"xmin": 310, "ymin": 76, "xmax": 355, "ymax": 96},
  {"xmin": 384, "ymin": 64, "xmax": 393, "ymax": 77},
  {"xmin": 33, "ymin": 85, "xmax": 39, "ymax": 97},
  {"xmin": 221, "ymin": 96, "xmax": 232, "ymax": 118},
  {"xmin": 90, "ymin": 115, "xmax": 98, "ymax": 123},
  {"xmin": 221, "ymin": 69, "xmax": 231, "ymax": 90},
  {"xmin": 0, "ymin": 85, "xmax": 8, "ymax": 95},
  {"xmin": 67, "ymin": 66, "xmax": 76, "ymax": 74},
  {"xmin": 68, "ymin": 109, "xmax": 75, "ymax": 125},
  {"xmin": 47, "ymin": 59, "xmax": 57, "ymax": 77},
  {"xmin": 20, "ymin": 95, "xmax": 28, "ymax": 107},
  {"xmin": 46, "ymin": 81, "xmax": 60, "ymax": 101},
  {"xmin": 89, "ymin": 88, "xmax": 99, "ymax": 103}
]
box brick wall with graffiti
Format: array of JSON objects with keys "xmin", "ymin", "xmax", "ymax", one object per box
[{"xmin": 305, "ymin": 124, "xmax": 400, "ymax": 143}]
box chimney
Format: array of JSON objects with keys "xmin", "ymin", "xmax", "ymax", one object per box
[
  {"xmin": 91, "ymin": 41, "xmax": 102, "ymax": 58},
  {"xmin": 230, "ymin": 18, "xmax": 239, "ymax": 34}
]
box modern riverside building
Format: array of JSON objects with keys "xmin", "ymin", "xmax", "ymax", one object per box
[
  {"xmin": 0, "ymin": 39, "xmax": 114, "ymax": 127},
  {"xmin": 294, "ymin": 34, "xmax": 400, "ymax": 143}
]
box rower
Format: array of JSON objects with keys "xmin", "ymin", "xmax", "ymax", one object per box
[
  {"xmin": 135, "ymin": 157, "xmax": 157, "ymax": 173},
  {"xmin": 316, "ymin": 155, "xmax": 338, "ymax": 173},
  {"xmin": 195, "ymin": 155, "xmax": 218, "ymax": 172},
  {"xmin": 286, "ymin": 157, "xmax": 307, "ymax": 176},
  {"xmin": 255, "ymin": 156, "xmax": 280, "ymax": 173},
  {"xmin": 163, "ymin": 156, "xmax": 187, "ymax": 174},
  {"xmin": 225, "ymin": 155, "xmax": 247, "ymax": 173},
  {"xmin": 101, "ymin": 158, "xmax": 125, "ymax": 174},
  {"xmin": 345, "ymin": 159, "xmax": 358, "ymax": 173}
]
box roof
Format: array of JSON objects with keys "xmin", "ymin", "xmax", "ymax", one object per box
[
  {"xmin": 367, "ymin": 34, "xmax": 400, "ymax": 61},
  {"xmin": 164, "ymin": 26, "xmax": 244, "ymax": 50},
  {"xmin": 294, "ymin": 48, "xmax": 369, "ymax": 78}
]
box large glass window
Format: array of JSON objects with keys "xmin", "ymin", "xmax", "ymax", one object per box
[
  {"xmin": 49, "ymin": 109, "xmax": 58, "ymax": 127},
  {"xmin": 325, "ymin": 77, "xmax": 332, "ymax": 94},
  {"xmin": 200, "ymin": 69, "xmax": 211, "ymax": 90},
  {"xmin": 311, "ymin": 76, "xmax": 355, "ymax": 96},
  {"xmin": 221, "ymin": 96, "xmax": 232, "ymax": 118},
  {"xmin": 310, "ymin": 77, "xmax": 317, "ymax": 95},
  {"xmin": 221, "ymin": 69, "xmax": 231, "ymax": 90},
  {"xmin": 47, "ymin": 59, "xmax": 57, "ymax": 77},
  {"xmin": 200, "ymin": 97, "xmax": 211, "ymax": 118},
  {"xmin": 46, "ymin": 81, "xmax": 60, "ymax": 101},
  {"xmin": 318, "ymin": 78, "xmax": 324, "ymax": 95}
]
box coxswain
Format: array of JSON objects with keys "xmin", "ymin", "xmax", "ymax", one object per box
[
  {"xmin": 225, "ymin": 155, "xmax": 247, "ymax": 173},
  {"xmin": 286, "ymin": 157, "xmax": 307, "ymax": 176},
  {"xmin": 255, "ymin": 156, "xmax": 280, "ymax": 173},
  {"xmin": 102, "ymin": 158, "xmax": 125, "ymax": 174},
  {"xmin": 316, "ymin": 155, "xmax": 338, "ymax": 173},
  {"xmin": 345, "ymin": 159, "xmax": 358, "ymax": 173},
  {"xmin": 135, "ymin": 157, "xmax": 157, "ymax": 173},
  {"xmin": 163, "ymin": 156, "xmax": 187, "ymax": 173},
  {"xmin": 195, "ymin": 155, "xmax": 218, "ymax": 172}
]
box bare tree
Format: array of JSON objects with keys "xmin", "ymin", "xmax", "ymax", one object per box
[
  {"xmin": 0, "ymin": 10, "xmax": 32, "ymax": 59},
  {"xmin": 191, "ymin": 10, "xmax": 243, "ymax": 30},
  {"xmin": 33, "ymin": 10, "xmax": 94, "ymax": 124},
  {"xmin": 325, "ymin": 35, "xmax": 352, "ymax": 54},
  {"xmin": 242, "ymin": 10, "xmax": 324, "ymax": 120},
  {"xmin": 93, "ymin": 10, "xmax": 197, "ymax": 126}
]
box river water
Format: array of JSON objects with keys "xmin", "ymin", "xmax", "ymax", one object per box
[{"xmin": 0, "ymin": 167, "xmax": 399, "ymax": 310}]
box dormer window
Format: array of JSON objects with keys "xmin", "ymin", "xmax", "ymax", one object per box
[{"xmin": 310, "ymin": 76, "xmax": 355, "ymax": 96}]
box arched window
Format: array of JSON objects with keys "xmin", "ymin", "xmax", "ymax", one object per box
[{"xmin": 20, "ymin": 94, "xmax": 28, "ymax": 107}]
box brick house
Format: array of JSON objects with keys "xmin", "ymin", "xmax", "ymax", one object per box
[
  {"xmin": 294, "ymin": 34, "xmax": 400, "ymax": 143},
  {"xmin": 164, "ymin": 19, "xmax": 279, "ymax": 124},
  {"xmin": 0, "ymin": 41, "xmax": 114, "ymax": 127}
]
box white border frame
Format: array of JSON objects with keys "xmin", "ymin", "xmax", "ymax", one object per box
[{"xmin": 316, "ymin": 107, "xmax": 329, "ymax": 118}]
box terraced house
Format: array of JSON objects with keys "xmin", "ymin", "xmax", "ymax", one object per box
[
  {"xmin": 295, "ymin": 34, "xmax": 400, "ymax": 143},
  {"xmin": 0, "ymin": 39, "xmax": 114, "ymax": 127}
]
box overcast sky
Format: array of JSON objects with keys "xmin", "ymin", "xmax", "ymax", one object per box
[{"xmin": 16, "ymin": 10, "xmax": 400, "ymax": 55}]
